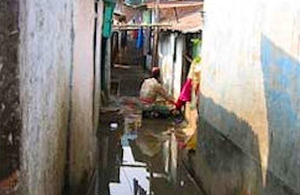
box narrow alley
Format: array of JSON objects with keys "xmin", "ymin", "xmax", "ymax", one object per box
[
  {"xmin": 97, "ymin": 37, "xmax": 204, "ymax": 195},
  {"xmin": 1, "ymin": 0, "xmax": 300, "ymax": 195}
]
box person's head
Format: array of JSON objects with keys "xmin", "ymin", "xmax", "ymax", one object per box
[{"xmin": 151, "ymin": 67, "xmax": 160, "ymax": 80}]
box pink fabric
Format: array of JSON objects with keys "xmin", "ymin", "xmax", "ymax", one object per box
[
  {"xmin": 179, "ymin": 78, "xmax": 192, "ymax": 101},
  {"xmin": 175, "ymin": 78, "xmax": 192, "ymax": 109}
]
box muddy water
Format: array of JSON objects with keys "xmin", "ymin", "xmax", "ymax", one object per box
[{"xmin": 98, "ymin": 109, "xmax": 202, "ymax": 195}]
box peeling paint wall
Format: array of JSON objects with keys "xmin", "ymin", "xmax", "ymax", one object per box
[
  {"xmin": 198, "ymin": 0, "xmax": 300, "ymax": 194},
  {"xmin": 0, "ymin": 0, "xmax": 20, "ymax": 180}
]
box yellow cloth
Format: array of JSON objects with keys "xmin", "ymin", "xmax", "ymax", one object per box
[
  {"xmin": 183, "ymin": 58, "xmax": 202, "ymax": 150},
  {"xmin": 182, "ymin": 102, "xmax": 198, "ymax": 150},
  {"xmin": 187, "ymin": 58, "xmax": 201, "ymax": 85}
]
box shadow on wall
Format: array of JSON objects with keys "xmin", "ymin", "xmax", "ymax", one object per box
[
  {"xmin": 261, "ymin": 35, "xmax": 300, "ymax": 194},
  {"xmin": 196, "ymin": 96, "xmax": 264, "ymax": 195},
  {"xmin": 195, "ymin": 36, "xmax": 300, "ymax": 195}
]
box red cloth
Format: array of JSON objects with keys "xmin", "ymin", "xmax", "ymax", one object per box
[
  {"xmin": 133, "ymin": 30, "xmax": 138, "ymax": 39},
  {"xmin": 175, "ymin": 78, "xmax": 192, "ymax": 109}
]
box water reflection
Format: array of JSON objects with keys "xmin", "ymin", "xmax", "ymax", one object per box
[{"xmin": 98, "ymin": 110, "xmax": 200, "ymax": 195}]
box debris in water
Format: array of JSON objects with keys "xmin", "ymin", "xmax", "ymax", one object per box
[
  {"xmin": 110, "ymin": 123, "xmax": 118, "ymax": 130},
  {"xmin": 180, "ymin": 180, "xmax": 185, "ymax": 187}
]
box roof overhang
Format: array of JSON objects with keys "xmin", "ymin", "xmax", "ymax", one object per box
[{"xmin": 146, "ymin": 1, "xmax": 203, "ymax": 9}]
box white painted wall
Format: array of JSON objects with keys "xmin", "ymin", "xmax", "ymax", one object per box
[
  {"xmin": 19, "ymin": 0, "xmax": 101, "ymax": 194},
  {"xmin": 19, "ymin": 0, "xmax": 73, "ymax": 194},
  {"xmin": 199, "ymin": 0, "xmax": 300, "ymax": 193},
  {"xmin": 158, "ymin": 32, "xmax": 175, "ymax": 95},
  {"xmin": 173, "ymin": 35, "xmax": 184, "ymax": 100},
  {"xmin": 158, "ymin": 32, "xmax": 184, "ymax": 100}
]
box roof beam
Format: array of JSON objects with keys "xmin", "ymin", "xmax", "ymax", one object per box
[
  {"xmin": 146, "ymin": 1, "xmax": 203, "ymax": 9},
  {"xmin": 113, "ymin": 23, "xmax": 171, "ymax": 29}
]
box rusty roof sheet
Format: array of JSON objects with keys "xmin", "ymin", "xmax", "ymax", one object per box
[
  {"xmin": 114, "ymin": 0, "xmax": 203, "ymax": 32},
  {"xmin": 158, "ymin": 4, "xmax": 203, "ymax": 33},
  {"xmin": 160, "ymin": 11, "xmax": 203, "ymax": 33}
]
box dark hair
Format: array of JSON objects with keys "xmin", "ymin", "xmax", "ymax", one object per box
[{"xmin": 151, "ymin": 68, "xmax": 160, "ymax": 80}]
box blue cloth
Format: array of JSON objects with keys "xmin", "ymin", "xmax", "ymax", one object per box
[
  {"xmin": 136, "ymin": 28, "xmax": 144, "ymax": 49},
  {"xmin": 102, "ymin": 2, "xmax": 116, "ymax": 38}
]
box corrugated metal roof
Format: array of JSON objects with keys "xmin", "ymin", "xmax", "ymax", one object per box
[
  {"xmin": 158, "ymin": 3, "xmax": 203, "ymax": 33},
  {"xmin": 160, "ymin": 12, "xmax": 203, "ymax": 33}
]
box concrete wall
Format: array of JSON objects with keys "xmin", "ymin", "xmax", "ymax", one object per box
[
  {"xmin": 197, "ymin": 0, "xmax": 300, "ymax": 194},
  {"xmin": 69, "ymin": 0, "xmax": 99, "ymax": 194},
  {"xmin": 19, "ymin": 0, "xmax": 73, "ymax": 194},
  {"xmin": 158, "ymin": 32, "xmax": 184, "ymax": 100},
  {"xmin": 18, "ymin": 0, "xmax": 100, "ymax": 194},
  {"xmin": 0, "ymin": 0, "xmax": 20, "ymax": 180},
  {"xmin": 173, "ymin": 35, "xmax": 184, "ymax": 100}
]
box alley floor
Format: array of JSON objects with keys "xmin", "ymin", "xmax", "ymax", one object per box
[{"xmin": 97, "ymin": 39, "xmax": 204, "ymax": 195}]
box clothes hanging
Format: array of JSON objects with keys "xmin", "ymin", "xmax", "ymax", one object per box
[
  {"xmin": 102, "ymin": 2, "xmax": 116, "ymax": 38},
  {"xmin": 136, "ymin": 28, "xmax": 144, "ymax": 49}
]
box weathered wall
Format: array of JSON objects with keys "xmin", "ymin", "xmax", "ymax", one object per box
[
  {"xmin": 0, "ymin": 0, "xmax": 20, "ymax": 180},
  {"xmin": 19, "ymin": 0, "xmax": 100, "ymax": 194},
  {"xmin": 69, "ymin": 0, "xmax": 98, "ymax": 194},
  {"xmin": 19, "ymin": 0, "xmax": 73, "ymax": 194},
  {"xmin": 198, "ymin": 0, "xmax": 300, "ymax": 194},
  {"xmin": 158, "ymin": 32, "xmax": 175, "ymax": 95},
  {"xmin": 158, "ymin": 32, "xmax": 184, "ymax": 100}
]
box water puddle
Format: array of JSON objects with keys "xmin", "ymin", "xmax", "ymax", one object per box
[{"xmin": 98, "ymin": 107, "xmax": 201, "ymax": 195}]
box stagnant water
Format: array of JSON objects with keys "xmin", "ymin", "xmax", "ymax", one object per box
[{"xmin": 98, "ymin": 107, "xmax": 202, "ymax": 195}]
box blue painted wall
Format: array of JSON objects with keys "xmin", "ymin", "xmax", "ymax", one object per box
[
  {"xmin": 261, "ymin": 35, "xmax": 300, "ymax": 191},
  {"xmin": 196, "ymin": 0, "xmax": 300, "ymax": 194}
]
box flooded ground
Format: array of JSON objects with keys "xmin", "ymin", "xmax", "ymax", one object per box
[
  {"xmin": 97, "ymin": 38, "xmax": 203, "ymax": 195},
  {"xmin": 98, "ymin": 104, "xmax": 203, "ymax": 195}
]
